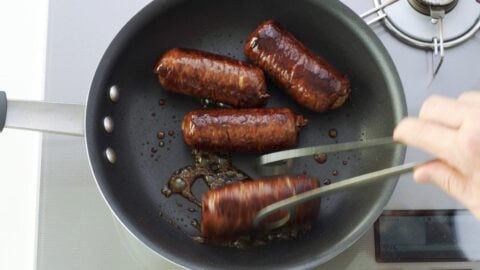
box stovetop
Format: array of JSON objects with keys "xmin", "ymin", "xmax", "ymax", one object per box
[{"xmin": 37, "ymin": 0, "xmax": 480, "ymax": 269}]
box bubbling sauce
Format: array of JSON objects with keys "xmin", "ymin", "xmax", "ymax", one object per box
[{"xmin": 161, "ymin": 150, "xmax": 249, "ymax": 206}]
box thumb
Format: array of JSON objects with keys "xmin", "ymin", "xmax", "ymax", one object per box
[{"xmin": 414, "ymin": 160, "xmax": 468, "ymax": 201}]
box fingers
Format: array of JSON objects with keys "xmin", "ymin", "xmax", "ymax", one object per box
[
  {"xmin": 394, "ymin": 118, "xmax": 458, "ymax": 165},
  {"xmin": 405, "ymin": 92, "xmax": 480, "ymax": 217},
  {"xmin": 458, "ymin": 91, "xmax": 480, "ymax": 106},
  {"xmin": 419, "ymin": 93, "xmax": 480, "ymax": 129},
  {"xmin": 414, "ymin": 160, "xmax": 468, "ymax": 201},
  {"xmin": 419, "ymin": 95, "xmax": 468, "ymax": 129},
  {"xmin": 458, "ymin": 121, "xmax": 480, "ymax": 163}
]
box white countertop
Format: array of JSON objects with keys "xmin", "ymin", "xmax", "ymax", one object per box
[{"xmin": 0, "ymin": 1, "xmax": 49, "ymax": 270}]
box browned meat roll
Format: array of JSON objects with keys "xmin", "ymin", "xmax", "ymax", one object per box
[
  {"xmin": 182, "ymin": 108, "xmax": 306, "ymax": 153},
  {"xmin": 155, "ymin": 48, "xmax": 269, "ymax": 108},
  {"xmin": 244, "ymin": 20, "xmax": 351, "ymax": 112},
  {"xmin": 201, "ymin": 175, "xmax": 320, "ymax": 240}
]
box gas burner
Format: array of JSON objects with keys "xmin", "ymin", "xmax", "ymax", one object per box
[
  {"xmin": 407, "ymin": 0, "xmax": 458, "ymax": 16},
  {"xmin": 373, "ymin": 0, "xmax": 480, "ymax": 48},
  {"xmin": 361, "ymin": 0, "xmax": 480, "ymax": 75}
]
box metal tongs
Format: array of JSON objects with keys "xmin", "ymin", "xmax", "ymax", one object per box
[{"xmin": 253, "ymin": 137, "xmax": 433, "ymax": 229}]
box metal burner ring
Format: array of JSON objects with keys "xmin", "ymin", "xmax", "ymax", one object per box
[
  {"xmin": 407, "ymin": 0, "xmax": 458, "ymax": 15},
  {"xmin": 373, "ymin": 0, "xmax": 480, "ymax": 49}
]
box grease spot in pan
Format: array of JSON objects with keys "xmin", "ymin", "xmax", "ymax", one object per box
[
  {"xmin": 328, "ymin": 128, "xmax": 337, "ymax": 139},
  {"xmin": 192, "ymin": 236, "xmax": 205, "ymax": 244},
  {"xmin": 191, "ymin": 219, "xmax": 200, "ymax": 230},
  {"xmin": 161, "ymin": 186, "xmax": 172, "ymax": 197},
  {"xmin": 314, "ymin": 153, "xmax": 327, "ymax": 164},
  {"xmin": 161, "ymin": 150, "xmax": 249, "ymax": 206}
]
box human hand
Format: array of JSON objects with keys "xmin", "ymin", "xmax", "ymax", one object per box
[{"xmin": 393, "ymin": 91, "xmax": 480, "ymax": 219}]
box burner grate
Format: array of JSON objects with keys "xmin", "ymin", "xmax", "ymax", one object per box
[{"xmin": 360, "ymin": 0, "xmax": 480, "ymax": 76}]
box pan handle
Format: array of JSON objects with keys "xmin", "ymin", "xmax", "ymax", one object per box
[{"xmin": 0, "ymin": 91, "xmax": 85, "ymax": 136}]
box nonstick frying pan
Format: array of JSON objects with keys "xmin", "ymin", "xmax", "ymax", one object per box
[{"xmin": 0, "ymin": 0, "xmax": 406, "ymax": 269}]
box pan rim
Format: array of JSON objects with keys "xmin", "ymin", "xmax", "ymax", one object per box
[{"xmin": 85, "ymin": 0, "xmax": 407, "ymax": 269}]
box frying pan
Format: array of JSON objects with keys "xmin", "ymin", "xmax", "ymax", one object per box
[{"xmin": 0, "ymin": 0, "xmax": 406, "ymax": 269}]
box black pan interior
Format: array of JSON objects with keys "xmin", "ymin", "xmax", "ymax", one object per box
[{"xmin": 86, "ymin": 0, "xmax": 406, "ymax": 269}]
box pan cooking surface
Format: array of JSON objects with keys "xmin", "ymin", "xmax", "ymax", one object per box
[{"xmin": 86, "ymin": 0, "xmax": 406, "ymax": 269}]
